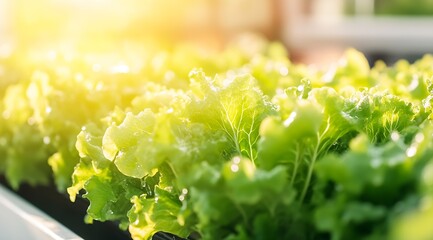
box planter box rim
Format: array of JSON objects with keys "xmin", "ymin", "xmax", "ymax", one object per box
[{"xmin": 0, "ymin": 184, "xmax": 82, "ymax": 240}]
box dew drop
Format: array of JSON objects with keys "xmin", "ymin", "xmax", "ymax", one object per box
[
  {"xmin": 406, "ymin": 146, "xmax": 417, "ymax": 157},
  {"xmin": 415, "ymin": 133, "xmax": 424, "ymax": 143},
  {"xmin": 390, "ymin": 131, "xmax": 400, "ymax": 141},
  {"xmin": 231, "ymin": 164, "xmax": 239, "ymax": 173},
  {"xmin": 43, "ymin": 136, "xmax": 51, "ymax": 145},
  {"xmin": 297, "ymin": 85, "xmax": 304, "ymax": 92},
  {"xmin": 279, "ymin": 66, "xmax": 289, "ymax": 76}
]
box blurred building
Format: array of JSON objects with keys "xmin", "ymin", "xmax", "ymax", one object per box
[
  {"xmin": 2, "ymin": 0, "xmax": 433, "ymax": 65},
  {"xmin": 282, "ymin": 0, "xmax": 433, "ymax": 65}
]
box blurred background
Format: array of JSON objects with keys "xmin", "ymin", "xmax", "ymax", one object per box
[{"xmin": 1, "ymin": 0, "xmax": 433, "ymax": 67}]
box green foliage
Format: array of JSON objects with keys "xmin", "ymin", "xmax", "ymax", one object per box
[
  {"xmin": 128, "ymin": 187, "xmax": 191, "ymax": 240},
  {"xmin": 2, "ymin": 43, "xmax": 433, "ymax": 240},
  {"xmin": 187, "ymin": 70, "xmax": 275, "ymax": 163}
]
